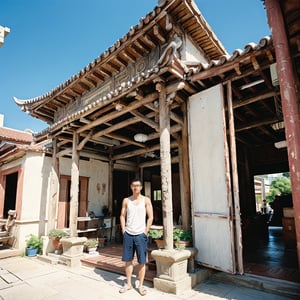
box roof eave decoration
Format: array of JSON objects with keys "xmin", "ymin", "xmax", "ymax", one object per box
[
  {"xmin": 33, "ymin": 34, "xmax": 184, "ymax": 139},
  {"xmin": 14, "ymin": 0, "xmax": 227, "ymax": 124}
]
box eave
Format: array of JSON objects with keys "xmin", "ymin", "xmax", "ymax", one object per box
[{"xmin": 14, "ymin": 0, "xmax": 227, "ymax": 125}]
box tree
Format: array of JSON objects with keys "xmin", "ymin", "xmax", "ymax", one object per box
[{"xmin": 266, "ymin": 177, "xmax": 291, "ymax": 203}]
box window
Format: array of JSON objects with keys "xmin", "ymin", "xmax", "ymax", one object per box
[{"xmin": 153, "ymin": 190, "xmax": 161, "ymax": 201}]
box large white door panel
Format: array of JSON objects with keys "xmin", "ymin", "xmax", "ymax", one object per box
[
  {"xmin": 188, "ymin": 84, "xmax": 235, "ymax": 273},
  {"xmin": 194, "ymin": 217, "xmax": 233, "ymax": 272}
]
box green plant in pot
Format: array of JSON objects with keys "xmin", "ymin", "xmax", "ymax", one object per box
[
  {"xmin": 48, "ymin": 229, "xmax": 69, "ymax": 253},
  {"xmin": 26, "ymin": 234, "xmax": 43, "ymax": 256},
  {"xmin": 173, "ymin": 228, "xmax": 192, "ymax": 249},
  {"xmin": 84, "ymin": 239, "xmax": 98, "ymax": 253},
  {"xmin": 148, "ymin": 229, "xmax": 164, "ymax": 249}
]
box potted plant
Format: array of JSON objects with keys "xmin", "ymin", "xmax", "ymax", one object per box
[
  {"xmin": 173, "ymin": 228, "xmax": 192, "ymax": 249},
  {"xmin": 84, "ymin": 239, "xmax": 98, "ymax": 254},
  {"xmin": 48, "ymin": 229, "xmax": 69, "ymax": 253},
  {"xmin": 26, "ymin": 234, "xmax": 43, "ymax": 256},
  {"xmin": 148, "ymin": 229, "xmax": 164, "ymax": 249}
]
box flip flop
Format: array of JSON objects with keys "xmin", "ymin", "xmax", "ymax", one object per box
[
  {"xmin": 138, "ymin": 286, "xmax": 147, "ymax": 296},
  {"xmin": 119, "ymin": 283, "xmax": 132, "ymax": 293}
]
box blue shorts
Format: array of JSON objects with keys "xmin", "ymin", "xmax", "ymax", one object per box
[{"xmin": 122, "ymin": 232, "xmax": 148, "ymax": 264}]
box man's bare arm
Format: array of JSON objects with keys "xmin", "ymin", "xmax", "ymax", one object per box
[
  {"xmin": 145, "ymin": 197, "xmax": 153, "ymax": 235},
  {"xmin": 120, "ymin": 198, "xmax": 128, "ymax": 234}
]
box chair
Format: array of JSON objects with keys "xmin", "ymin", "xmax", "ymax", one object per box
[{"xmin": 0, "ymin": 210, "xmax": 17, "ymax": 246}]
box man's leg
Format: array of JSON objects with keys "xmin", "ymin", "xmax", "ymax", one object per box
[
  {"xmin": 125, "ymin": 261, "xmax": 134, "ymax": 288},
  {"xmin": 137, "ymin": 263, "xmax": 146, "ymax": 287},
  {"xmin": 120, "ymin": 232, "xmax": 134, "ymax": 293},
  {"xmin": 135, "ymin": 233, "xmax": 148, "ymax": 295}
]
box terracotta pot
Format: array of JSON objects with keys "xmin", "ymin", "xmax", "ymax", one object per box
[
  {"xmin": 174, "ymin": 240, "xmax": 191, "ymax": 249},
  {"xmin": 155, "ymin": 239, "xmax": 164, "ymax": 249},
  {"xmin": 52, "ymin": 237, "xmax": 62, "ymax": 251}
]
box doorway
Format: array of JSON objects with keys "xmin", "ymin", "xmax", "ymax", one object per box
[
  {"xmin": 3, "ymin": 172, "xmax": 18, "ymax": 218},
  {"xmin": 112, "ymin": 170, "xmax": 134, "ymax": 225},
  {"xmin": 242, "ymin": 174, "xmax": 299, "ymax": 282},
  {"xmin": 57, "ymin": 175, "xmax": 89, "ymax": 228}
]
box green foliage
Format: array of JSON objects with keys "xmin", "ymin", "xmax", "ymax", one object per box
[
  {"xmin": 148, "ymin": 229, "xmax": 163, "ymax": 239},
  {"xmin": 84, "ymin": 239, "xmax": 98, "ymax": 247},
  {"xmin": 173, "ymin": 228, "xmax": 192, "ymax": 242},
  {"xmin": 26, "ymin": 234, "xmax": 43, "ymax": 251},
  {"xmin": 48, "ymin": 229, "xmax": 69, "ymax": 239},
  {"xmin": 266, "ymin": 177, "xmax": 291, "ymax": 203}
]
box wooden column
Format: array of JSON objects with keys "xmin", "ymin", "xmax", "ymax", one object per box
[
  {"xmin": 157, "ymin": 83, "xmax": 174, "ymax": 250},
  {"xmin": 47, "ymin": 138, "xmax": 60, "ymax": 232},
  {"xmin": 69, "ymin": 133, "xmax": 80, "ymax": 237},
  {"xmin": 108, "ymin": 157, "xmax": 113, "ymax": 215},
  {"xmin": 227, "ymin": 81, "xmax": 243, "ymax": 274},
  {"xmin": 178, "ymin": 101, "xmax": 191, "ymax": 231},
  {"xmin": 265, "ymin": 0, "xmax": 300, "ymax": 267}
]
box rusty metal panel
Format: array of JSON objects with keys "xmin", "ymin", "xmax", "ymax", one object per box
[{"xmin": 188, "ymin": 84, "xmax": 235, "ymax": 273}]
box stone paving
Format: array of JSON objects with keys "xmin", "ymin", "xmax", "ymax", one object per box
[{"xmin": 0, "ymin": 256, "xmax": 295, "ymax": 300}]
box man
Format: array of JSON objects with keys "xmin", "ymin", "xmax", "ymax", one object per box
[{"xmin": 119, "ymin": 178, "xmax": 153, "ymax": 296}]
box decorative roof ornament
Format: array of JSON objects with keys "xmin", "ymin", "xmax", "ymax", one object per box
[{"xmin": 156, "ymin": 34, "xmax": 182, "ymax": 68}]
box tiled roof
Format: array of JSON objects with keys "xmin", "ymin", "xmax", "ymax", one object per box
[
  {"xmin": 185, "ymin": 36, "xmax": 272, "ymax": 76},
  {"xmin": 0, "ymin": 126, "xmax": 33, "ymax": 144},
  {"xmin": 14, "ymin": 0, "xmax": 227, "ymax": 124}
]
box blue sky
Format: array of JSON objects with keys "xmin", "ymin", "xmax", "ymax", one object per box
[{"xmin": 0, "ymin": 0, "xmax": 270, "ymax": 133}]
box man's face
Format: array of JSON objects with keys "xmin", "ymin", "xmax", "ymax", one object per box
[{"xmin": 131, "ymin": 181, "xmax": 142, "ymax": 193}]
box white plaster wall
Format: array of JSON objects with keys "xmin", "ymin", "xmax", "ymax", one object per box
[
  {"xmin": 184, "ymin": 36, "xmax": 208, "ymax": 63},
  {"xmin": 22, "ymin": 152, "xmax": 52, "ymax": 220},
  {"xmin": 2, "ymin": 152, "xmax": 52, "ymax": 251},
  {"xmin": 60, "ymin": 157, "xmax": 109, "ymax": 216}
]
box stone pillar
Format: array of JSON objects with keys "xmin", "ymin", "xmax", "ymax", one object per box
[
  {"xmin": 157, "ymin": 82, "xmax": 173, "ymax": 250},
  {"xmin": 152, "ymin": 249, "xmax": 191, "ymax": 294},
  {"xmin": 69, "ymin": 133, "xmax": 79, "ymax": 237},
  {"xmin": 60, "ymin": 236, "xmax": 87, "ymax": 267},
  {"xmin": 47, "ymin": 138, "xmax": 60, "ymax": 232}
]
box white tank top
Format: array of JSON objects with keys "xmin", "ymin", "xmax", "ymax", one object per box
[{"xmin": 125, "ymin": 197, "xmax": 146, "ymax": 235}]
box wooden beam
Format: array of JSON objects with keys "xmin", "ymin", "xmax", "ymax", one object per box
[
  {"xmin": 233, "ymin": 91, "xmax": 279, "ymax": 109},
  {"xmin": 76, "ymin": 92, "xmax": 159, "ymax": 134},
  {"xmin": 56, "ymin": 148, "xmax": 72, "ymax": 158},
  {"xmin": 77, "ymin": 130, "xmax": 93, "ymax": 151},
  {"xmin": 106, "ymin": 132, "xmax": 146, "ymax": 148},
  {"xmin": 112, "ymin": 140, "xmax": 177, "ymax": 161},
  {"xmin": 130, "ymin": 110, "xmax": 159, "ymax": 131}
]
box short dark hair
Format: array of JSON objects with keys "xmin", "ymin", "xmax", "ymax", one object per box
[{"xmin": 130, "ymin": 178, "xmax": 142, "ymax": 185}]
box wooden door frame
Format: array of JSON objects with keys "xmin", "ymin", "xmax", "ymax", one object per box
[{"xmin": 57, "ymin": 175, "xmax": 89, "ymax": 229}]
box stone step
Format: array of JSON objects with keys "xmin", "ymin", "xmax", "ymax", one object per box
[{"xmin": 211, "ymin": 271, "xmax": 300, "ymax": 299}]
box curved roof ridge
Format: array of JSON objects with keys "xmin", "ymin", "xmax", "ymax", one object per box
[
  {"xmin": 14, "ymin": 3, "xmax": 164, "ymax": 108},
  {"xmin": 33, "ymin": 64, "xmax": 161, "ymax": 138}
]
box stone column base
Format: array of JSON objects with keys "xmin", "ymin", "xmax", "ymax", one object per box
[
  {"xmin": 60, "ymin": 237, "xmax": 87, "ymax": 257},
  {"xmin": 153, "ymin": 275, "xmax": 191, "ymax": 295},
  {"xmin": 59, "ymin": 255, "xmax": 83, "ymax": 268},
  {"xmin": 151, "ymin": 249, "xmax": 191, "ymax": 294},
  {"xmin": 59, "ymin": 237, "xmax": 87, "ymax": 267}
]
